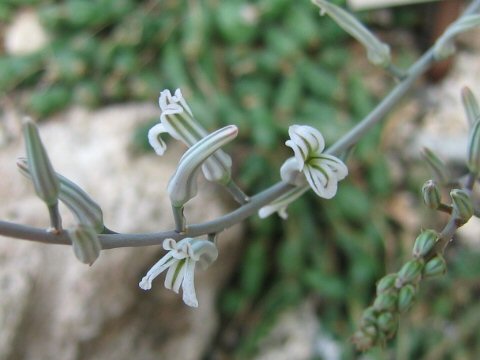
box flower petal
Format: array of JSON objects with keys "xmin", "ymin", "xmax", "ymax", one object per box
[
  {"xmin": 164, "ymin": 259, "xmax": 185, "ymax": 292},
  {"xmin": 139, "ymin": 256, "xmax": 176, "ymax": 290},
  {"xmin": 182, "ymin": 259, "xmax": 198, "ymax": 307},
  {"xmin": 148, "ymin": 123, "xmax": 168, "ymax": 155},
  {"xmin": 280, "ymin": 157, "xmax": 305, "ymax": 185},
  {"xmin": 318, "ymin": 154, "xmax": 348, "ymax": 180}
]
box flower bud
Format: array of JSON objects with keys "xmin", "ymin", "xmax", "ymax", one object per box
[
  {"xmin": 22, "ymin": 119, "xmax": 60, "ymax": 206},
  {"xmin": 376, "ymin": 312, "xmax": 398, "ymax": 335},
  {"xmin": 467, "ymin": 119, "xmax": 480, "ymax": 175},
  {"xmin": 450, "ymin": 189, "xmax": 473, "ymax": 224},
  {"xmin": 360, "ymin": 306, "xmax": 378, "ymax": 328},
  {"xmin": 373, "ymin": 292, "xmax": 397, "ymax": 312},
  {"xmin": 423, "ymin": 255, "xmax": 447, "ymax": 278},
  {"xmin": 376, "ymin": 273, "xmax": 397, "ymax": 295},
  {"xmin": 396, "ymin": 259, "xmax": 424, "ymax": 287},
  {"xmin": 422, "ymin": 148, "xmax": 449, "ymax": 184},
  {"xmin": 68, "ymin": 224, "xmax": 102, "ymax": 265},
  {"xmin": 422, "ymin": 180, "xmax": 441, "ymax": 210},
  {"xmin": 461, "ymin": 87, "xmax": 480, "ymax": 127},
  {"xmin": 168, "ymin": 125, "xmax": 238, "ymax": 207},
  {"xmin": 434, "ymin": 15, "xmax": 480, "ymax": 60},
  {"xmin": 17, "ymin": 158, "xmax": 104, "ymax": 232},
  {"xmin": 351, "ymin": 331, "xmax": 374, "ymax": 351},
  {"xmin": 398, "ymin": 284, "xmax": 416, "ymax": 313},
  {"xmin": 412, "ymin": 229, "xmax": 438, "ymax": 258},
  {"xmin": 363, "ymin": 325, "xmax": 377, "ymax": 338},
  {"xmin": 312, "ymin": 0, "xmax": 391, "ymax": 67}
]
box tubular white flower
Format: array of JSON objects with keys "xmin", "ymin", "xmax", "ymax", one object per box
[
  {"xmin": 148, "ymin": 89, "xmax": 233, "ymax": 184},
  {"xmin": 259, "ymin": 186, "xmax": 309, "ymax": 219},
  {"xmin": 285, "ymin": 125, "xmax": 348, "ymax": 199},
  {"xmin": 311, "ymin": 0, "xmax": 391, "ymax": 67},
  {"xmin": 139, "ymin": 238, "xmax": 218, "ymax": 308}
]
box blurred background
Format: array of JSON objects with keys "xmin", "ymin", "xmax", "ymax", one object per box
[{"xmin": 1, "ymin": 0, "xmax": 480, "ymax": 359}]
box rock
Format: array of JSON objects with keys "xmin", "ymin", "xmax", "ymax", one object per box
[
  {"xmin": 4, "ymin": 10, "xmax": 49, "ymax": 55},
  {"xmin": 254, "ymin": 300, "xmax": 341, "ymax": 360},
  {"xmin": 0, "ymin": 104, "xmax": 243, "ymax": 360}
]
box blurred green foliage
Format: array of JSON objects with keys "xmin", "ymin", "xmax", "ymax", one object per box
[{"xmin": 2, "ymin": 0, "xmax": 479, "ymax": 359}]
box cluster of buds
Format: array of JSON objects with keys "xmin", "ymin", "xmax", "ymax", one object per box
[
  {"xmin": 19, "ymin": 119, "xmax": 104, "ymax": 265},
  {"xmin": 355, "ymin": 87, "xmax": 480, "ymax": 351},
  {"xmin": 352, "ymin": 230, "xmax": 446, "ymax": 350}
]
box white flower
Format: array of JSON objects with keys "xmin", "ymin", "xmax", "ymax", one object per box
[
  {"xmin": 259, "ymin": 186, "xmax": 309, "ymax": 219},
  {"xmin": 139, "ymin": 238, "xmax": 218, "ymax": 308},
  {"xmin": 148, "ymin": 89, "xmax": 233, "ymax": 184},
  {"xmin": 285, "ymin": 125, "xmax": 348, "ymax": 199}
]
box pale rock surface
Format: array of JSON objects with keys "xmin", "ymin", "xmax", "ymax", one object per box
[
  {"xmin": 0, "ymin": 104, "xmax": 243, "ymax": 360},
  {"xmin": 4, "ymin": 10, "xmax": 49, "ymax": 55},
  {"xmin": 253, "ymin": 300, "xmax": 341, "ymax": 360}
]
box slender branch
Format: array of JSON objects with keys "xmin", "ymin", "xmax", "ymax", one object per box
[{"xmin": 0, "ymin": 182, "xmax": 293, "ymax": 249}]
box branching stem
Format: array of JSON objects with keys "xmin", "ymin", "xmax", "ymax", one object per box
[{"xmin": 1, "ymin": 0, "xmax": 480, "ymax": 249}]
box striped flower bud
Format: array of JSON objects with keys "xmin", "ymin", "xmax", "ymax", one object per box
[
  {"xmin": 433, "ymin": 15, "xmax": 480, "ymax": 60},
  {"xmin": 450, "ymin": 189, "xmax": 473, "ymax": 224},
  {"xmin": 412, "ymin": 229, "xmax": 438, "ymax": 258},
  {"xmin": 461, "ymin": 87, "xmax": 480, "ymax": 127},
  {"xmin": 376, "ymin": 273, "xmax": 397, "ymax": 295},
  {"xmin": 312, "ymin": 0, "xmax": 391, "ymax": 67},
  {"xmin": 168, "ymin": 125, "xmax": 238, "ymax": 207},
  {"xmin": 396, "ymin": 259, "xmax": 424, "ymax": 287},
  {"xmin": 17, "ymin": 158, "xmax": 104, "ymax": 232},
  {"xmin": 23, "ymin": 119, "xmax": 60, "ymax": 206},
  {"xmin": 422, "ymin": 180, "xmax": 441, "ymax": 210},
  {"xmin": 68, "ymin": 224, "xmax": 102, "ymax": 265},
  {"xmin": 467, "ymin": 119, "xmax": 480, "ymax": 175},
  {"xmin": 422, "ymin": 148, "xmax": 449, "ymax": 184},
  {"xmin": 398, "ymin": 284, "xmax": 416, "ymax": 313},
  {"xmin": 373, "ymin": 292, "xmax": 397, "ymax": 312},
  {"xmin": 423, "ymin": 255, "xmax": 447, "ymax": 278}
]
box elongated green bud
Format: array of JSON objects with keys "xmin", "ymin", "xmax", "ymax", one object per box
[
  {"xmin": 17, "ymin": 158, "xmax": 104, "ymax": 232},
  {"xmin": 168, "ymin": 125, "xmax": 238, "ymax": 207},
  {"xmin": 373, "ymin": 292, "xmax": 397, "ymax": 312},
  {"xmin": 434, "ymin": 15, "xmax": 480, "ymax": 60},
  {"xmin": 422, "ymin": 148, "xmax": 449, "ymax": 184},
  {"xmin": 23, "ymin": 119, "xmax": 60, "ymax": 206},
  {"xmin": 68, "ymin": 224, "xmax": 102, "ymax": 265},
  {"xmin": 467, "ymin": 119, "xmax": 480, "ymax": 175},
  {"xmin": 450, "ymin": 189, "xmax": 473, "ymax": 224},
  {"xmin": 360, "ymin": 306, "xmax": 378, "ymax": 328},
  {"xmin": 422, "ymin": 180, "xmax": 441, "ymax": 210},
  {"xmin": 461, "ymin": 87, "xmax": 480, "ymax": 127},
  {"xmin": 412, "ymin": 229, "xmax": 438, "ymax": 258},
  {"xmin": 311, "ymin": 0, "xmax": 391, "ymax": 67},
  {"xmin": 376, "ymin": 273, "xmax": 397, "ymax": 295},
  {"xmin": 396, "ymin": 259, "xmax": 424, "ymax": 287},
  {"xmin": 398, "ymin": 284, "xmax": 416, "ymax": 313},
  {"xmin": 423, "ymin": 255, "xmax": 447, "ymax": 278}
]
